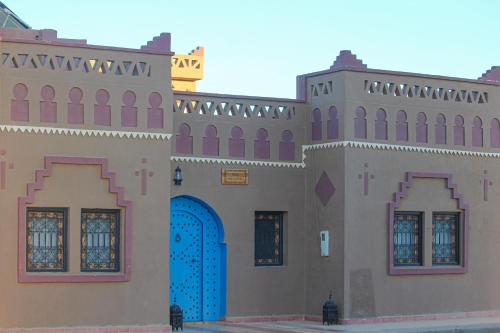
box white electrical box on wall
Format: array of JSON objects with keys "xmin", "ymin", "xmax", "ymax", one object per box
[{"xmin": 320, "ymin": 230, "xmax": 329, "ymax": 257}]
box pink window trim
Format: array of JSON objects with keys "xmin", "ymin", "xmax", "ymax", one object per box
[
  {"xmin": 388, "ymin": 172, "xmax": 469, "ymax": 275},
  {"xmin": 18, "ymin": 156, "xmax": 132, "ymax": 283}
]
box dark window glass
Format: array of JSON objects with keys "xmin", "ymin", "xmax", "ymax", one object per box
[
  {"xmin": 81, "ymin": 209, "xmax": 120, "ymax": 272},
  {"xmin": 432, "ymin": 212, "xmax": 459, "ymax": 265},
  {"xmin": 394, "ymin": 212, "xmax": 422, "ymax": 266},
  {"xmin": 26, "ymin": 208, "xmax": 67, "ymax": 272},
  {"xmin": 255, "ymin": 212, "xmax": 283, "ymax": 266}
]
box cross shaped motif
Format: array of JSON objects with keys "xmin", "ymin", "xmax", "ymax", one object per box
[
  {"xmin": 0, "ymin": 149, "xmax": 14, "ymax": 190},
  {"xmin": 135, "ymin": 158, "xmax": 154, "ymax": 195},
  {"xmin": 358, "ymin": 162, "xmax": 375, "ymax": 196},
  {"xmin": 482, "ymin": 170, "xmax": 493, "ymax": 202}
]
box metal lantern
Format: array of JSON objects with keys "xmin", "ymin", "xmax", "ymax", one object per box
[
  {"xmin": 170, "ymin": 298, "xmax": 183, "ymax": 331},
  {"xmin": 173, "ymin": 166, "xmax": 183, "ymax": 186},
  {"xmin": 322, "ymin": 291, "xmax": 339, "ymax": 325}
]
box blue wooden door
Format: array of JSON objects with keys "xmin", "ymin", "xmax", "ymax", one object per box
[
  {"xmin": 170, "ymin": 196, "xmax": 226, "ymax": 322},
  {"xmin": 170, "ymin": 210, "xmax": 203, "ymax": 321}
]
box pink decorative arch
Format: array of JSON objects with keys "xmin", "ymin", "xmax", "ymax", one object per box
[
  {"xmin": 388, "ymin": 172, "xmax": 469, "ymax": 275},
  {"xmin": 18, "ymin": 156, "xmax": 132, "ymax": 283}
]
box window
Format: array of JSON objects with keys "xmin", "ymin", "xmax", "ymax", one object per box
[
  {"xmin": 81, "ymin": 209, "xmax": 120, "ymax": 272},
  {"xmin": 393, "ymin": 212, "xmax": 422, "ymax": 266},
  {"xmin": 432, "ymin": 212, "xmax": 459, "ymax": 265},
  {"xmin": 255, "ymin": 212, "xmax": 283, "ymax": 266},
  {"xmin": 389, "ymin": 173, "xmax": 468, "ymax": 275},
  {"xmin": 26, "ymin": 208, "xmax": 67, "ymax": 272}
]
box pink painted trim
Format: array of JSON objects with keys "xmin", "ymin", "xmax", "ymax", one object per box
[
  {"xmin": 225, "ymin": 315, "xmax": 305, "ymax": 323},
  {"xmin": 0, "ymin": 38, "xmax": 173, "ymax": 56},
  {"xmin": 341, "ymin": 309, "xmax": 500, "ymax": 325},
  {"xmin": 296, "ymin": 66, "xmax": 500, "ymax": 100},
  {"xmin": 0, "ymin": 325, "xmax": 171, "ymax": 332},
  {"xmin": 227, "ymin": 310, "xmax": 500, "ymax": 325},
  {"xmin": 174, "ymin": 91, "xmax": 305, "ymax": 104},
  {"xmin": 388, "ymin": 172, "xmax": 469, "ymax": 275},
  {"xmin": 18, "ymin": 156, "xmax": 132, "ymax": 283}
]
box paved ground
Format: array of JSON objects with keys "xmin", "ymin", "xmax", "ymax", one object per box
[{"xmin": 182, "ymin": 318, "xmax": 500, "ymax": 333}]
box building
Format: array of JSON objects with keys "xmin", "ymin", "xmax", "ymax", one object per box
[
  {"xmin": 171, "ymin": 46, "xmax": 204, "ymax": 92},
  {"xmin": 0, "ymin": 2, "xmax": 30, "ymax": 29},
  {"xmin": 1, "ymin": 24, "xmax": 500, "ymax": 332}
]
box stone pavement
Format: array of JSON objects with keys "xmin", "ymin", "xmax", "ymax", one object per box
[{"xmin": 183, "ymin": 318, "xmax": 500, "ymax": 333}]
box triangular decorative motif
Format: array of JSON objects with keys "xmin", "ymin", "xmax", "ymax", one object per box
[
  {"xmin": 38, "ymin": 54, "xmax": 47, "ymax": 65},
  {"xmin": 82, "ymin": 62, "xmax": 90, "ymax": 73},
  {"xmin": 55, "ymin": 56, "xmax": 65, "ymax": 68},
  {"xmin": 171, "ymin": 95, "xmax": 298, "ymax": 120},
  {"xmin": 364, "ymin": 79, "xmax": 487, "ymax": 105},
  {"xmin": 28, "ymin": 58, "xmax": 37, "ymax": 69},
  {"xmin": 312, "ymin": 86, "xmax": 319, "ymax": 97},
  {"xmin": 73, "ymin": 57, "xmax": 82, "ymax": 68},
  {"xmin": 123, "ymin": 61, "xmax": 132, "ymax": 72},
  {"xmin": 407, "ymin": 87, "xmax": 414, "ymax": 98},
  {"xmin": 18, "ymin": 54, "xmax": 28, "ymax": 66},
  {"xmin": 394, "ymin": 85, "xmax": 401, "ymax": 96},
  {"xmin": 115, "ymin": 64, "xmax": 123, "ymax": 75},
  {"xmin": 322, "ymin": 83, "xmax": 329, "ymax": 95},
  {"xmin": 10, "ymin": 56, "xmax": 18, "ymax": 68},
  {"xmin": 132, "ymin": 64, "xmax": 139, "ymax": 76},
  {"xmin": 187, "ymin": 100, "xmax": 198, "ymax": 113},
  {"xmin": 65, "ymin": 59, "xmax": 72, "ymax": 71},
  {"xmin": 368, "ymin": 83, "xmax": 375, "ymax": 94},
  {"xmin": 1, "ymin": 53, "xmax": 9, "ymax": 64}
]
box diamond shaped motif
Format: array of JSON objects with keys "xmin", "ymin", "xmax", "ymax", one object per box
[{"xmin": 315, "ymin": 171, "xmax": 336, "ymax": 206}]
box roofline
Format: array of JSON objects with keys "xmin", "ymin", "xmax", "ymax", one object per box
[
  {"xmin": 0, "ymin": 2, "xmax": 30, "ymax": 29},
  {"xmin": 174, "ymin": 90, "xmax": 306, "ymax": 104},
  {"xmin": 296, "ymin": 66, "xmax": 500, "ymax": 100},
  {"xmin": 0, "ymin": 37, "xmax": 174, "ymax": 56},
  {"xmin": 298, "ymin": 67, "xmax": 500, "ymax": 87}
]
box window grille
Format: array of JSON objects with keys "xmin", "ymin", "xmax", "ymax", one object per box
[
  {"xmin": 255, "ymin": 212, "xmax": 283, "ymax": 266},
  {"xmin": 432, "ymin": 212, "xmax": 459, "ymax": 265},
  {"xmin": 394, "ymin": 212, "xmax": 422, "ymax": 266},
  {"xmin": 26, "ymin": 208, "xmax": 67, "ymax": 272},
  {"xmin": 81, "ymin": 209, "xmax": 120, "ymax": 272}
]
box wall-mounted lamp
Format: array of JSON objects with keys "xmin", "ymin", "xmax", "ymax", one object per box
[{"xmin": 174, "ymin": 166, "xmax": 183, "ymax": 186}]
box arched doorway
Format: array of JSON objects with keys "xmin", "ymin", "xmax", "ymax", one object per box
[{"xmin": 170, "ymin": 195, "xmax": 226, "ymax": 322}]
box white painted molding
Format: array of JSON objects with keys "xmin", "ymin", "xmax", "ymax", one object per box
[
  {"xmin": 173, "ymin": 140, "xmax": 500, "ymax": 168},
  {"xmin": 171, "ymin": 156, "xmax": 305, "ymax": 168},
  {"xmin": 0, "ymin": 124, "xmax": 171, "ymax": 140},
  {"xmin": 303, "ymin": 140, "xmax": 500, "ymax": 158}
]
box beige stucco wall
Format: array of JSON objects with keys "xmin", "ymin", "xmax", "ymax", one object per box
[
  {"xmin": 0, "ymin": 35, "xmax": 173, "ymax": 329},
  {"xmin": 303, "ymin": 147, "xmax": 345, "ymax": 317},
  {"xmin": 0, "ymin": 133, "xmax": 171, "ymax": 327},
  {"xmin": 301, "ymin": 67, "xmax": 500, "ymax": 319},
  {"xmin": 170, "ymin": 162, "xmax": 306, "ymax": 317},
  {"xmin": 342, "ymin": 148, "xmax": 500, "ymax": 318},
  {"xmin": 4, "ymin": 28, "xmax": 500, "ymax": 328},
  {"xmin": 27, "ymin": 163, "xmax": 124, "ymax": 275}
]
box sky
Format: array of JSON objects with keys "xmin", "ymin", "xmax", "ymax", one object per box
[{"xmin": 8, "ymin": 0, "xmax": 500, "ymax": 99}]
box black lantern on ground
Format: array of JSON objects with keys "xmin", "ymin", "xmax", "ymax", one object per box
[
  {"xmin": 170, "ymin": 298, "xmax": 183, "ymax": 331},
  {"xmin": 173, "ymin": 166, "xmax": 183, "ymax": 186},
  {"xmin": 322, "ymin": 291, "xmax": 339, "ymax": 325}
]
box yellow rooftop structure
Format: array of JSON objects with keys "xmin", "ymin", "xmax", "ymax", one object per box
[{"xmin": 171, "ymin": 46, "xmax": 204, "ymax": 92}]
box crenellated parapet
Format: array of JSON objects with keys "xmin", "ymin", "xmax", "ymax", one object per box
[
  {"xmin": 172, "ymin": 46, "xmax": 204, "ymax": 92},
  {"xmin": 0, "ymin": 28, "xmax": 173, "ymax": 139},
  {"xmin": 300, "ymin": 50, "xmax": 500, "ymax": 154},
  {"xmin": 172, "ymin": 91, "xmax": 307, "ymax": 166}
]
